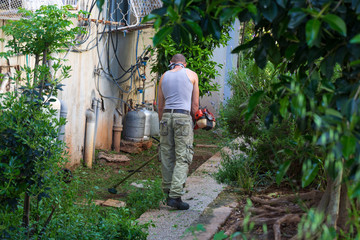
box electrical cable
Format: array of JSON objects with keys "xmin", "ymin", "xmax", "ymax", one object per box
[{"xmin": 94, "ymin": 70, "xmax": 132, "ymax": 109}]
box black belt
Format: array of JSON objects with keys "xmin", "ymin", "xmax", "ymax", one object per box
[{"xmin": 164, "ymin": 109, "xmax": 190, "ymax": 115}]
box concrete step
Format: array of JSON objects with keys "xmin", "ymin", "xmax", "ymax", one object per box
[{"xmin": 138, "ymin": 151, "xmax": 237, "ymax": 240}]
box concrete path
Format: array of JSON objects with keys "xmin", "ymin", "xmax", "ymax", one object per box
[{"xmin": 138, "ymin": 151, "xmax": 237, "ymax": 240}]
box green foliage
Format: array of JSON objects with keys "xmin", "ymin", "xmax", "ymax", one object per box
[
  {"xmin": 150, "ymin": 28, "xmax": 231, "ymax": 97},
  {"xmin": 184, "ymin": 224, "xmax": 206, "ymax": 240},
  {"xmin": 125, "ymin": 179, "xmax": 165, "ymax": 218},
  {"xmin": 216, "ymin": 153, "xmax": 263, "ymax": 192},
  {"xmin": 0, "ymin": 91, "xmax": 66, "ymax": 208},
  {"xmin": 219, "ymin": 57, "xmax": 275, "ymax": 137},
  {"xmin": 0, "ymin": 5, "xmax": 79, "ymax": 210},
  {"xmin": 143, "ymin": 0, "xmax": 232, "ymax": 46},
  {"xmin": 297, "ymin": 208, "xmax": 337, "ymax": 240},
  {"xmin": 1, "ymin": 177, "xmax": 149, "ymax": 239},
  {"xmin": 151, "ymin": 0, "xmax": 360, "ymax": 200},
  {"xmin": 1, "ymin": 5, "xmax": 81, "ymax": 57}
]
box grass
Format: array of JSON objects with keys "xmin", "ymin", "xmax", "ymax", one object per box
[{"xmin": 73, "ymin": 129, "xmax": 222, "ymax": 206}]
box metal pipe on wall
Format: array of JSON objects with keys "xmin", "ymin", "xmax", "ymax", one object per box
[
  {"xmin": 92, "ymin": 98, "xmax": 101, "ymax": 160},
  {"xmin": 58, "ymin": 100, "xmax": 68, "ymax": 142},
  {"xmin": 84, "ymin": 108, "xmax": 95, "ymax": 168},
  {"xmin": 113, "ymin": 108, "xmax": 123, "ymax": 152}
]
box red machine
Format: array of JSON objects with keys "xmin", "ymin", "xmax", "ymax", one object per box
[{"xmin": 194, "ymin": 107, "xmax": 216, "ymax": 130}]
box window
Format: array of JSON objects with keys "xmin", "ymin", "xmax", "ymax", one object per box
[
  {"xmin": 62, "ymin": 0, "xmax": 78, "ymax": 8},
  {"xmin": 108, "ymin": 0, "xmax": 129, "ymax": 25},
  {"xmin": 106, "ymin": 0, "xmax": 162, "ymax": 29}
]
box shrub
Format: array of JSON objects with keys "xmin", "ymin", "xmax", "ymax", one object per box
[{"xmin": 219, "ymin": 57, "xmax": 275, "ymax": 138}]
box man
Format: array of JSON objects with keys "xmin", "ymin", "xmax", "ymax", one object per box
[{"xmin": 157, "ymin": 53, "xmax": 199, "ymax": 210}]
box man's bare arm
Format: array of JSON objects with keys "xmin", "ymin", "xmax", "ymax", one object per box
[
  {"xmin": 158, "ymin": 74, "xmax": 165, "ymax": 120},
  {"xmin": 191, "ymin": 73, "xmax": 200, "ymax": 120}
]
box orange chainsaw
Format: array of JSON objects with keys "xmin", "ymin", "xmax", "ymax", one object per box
[{"xmin": 194, "ymin": 107, "xmax": 216, "ymax": 130}]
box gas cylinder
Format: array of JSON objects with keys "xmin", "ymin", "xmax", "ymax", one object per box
[
  {"xmin": 150, "ymin": 106, "xmax": 159, "ymax": 136},
  {"xmin": 140, "ymin": 105, "xmax": 152, "ymax": 140},
  {"xmin": 123, "ymin": 108, "xmax": 145, "ymax": 142}
]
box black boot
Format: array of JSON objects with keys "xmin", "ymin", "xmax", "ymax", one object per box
[{"xmin": 167, "ymin": 197, "xmax": 190, "ymax": 210}]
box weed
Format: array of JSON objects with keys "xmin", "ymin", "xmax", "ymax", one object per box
[{"xmin": 125, "ymin": 178, "xmax": 165, "ymax": 218}]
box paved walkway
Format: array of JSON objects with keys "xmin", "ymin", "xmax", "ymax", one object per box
[{"xmin": 138, "ymin": 151, "xmax": 237, "ymax": 240}]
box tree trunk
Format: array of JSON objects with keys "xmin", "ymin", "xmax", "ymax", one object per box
[
  {"xmin": 326, "ymin": 168, "xmax": 342, "ymax": 228},
  {"xmin": 39, "ymin": 48, "xmax": 48, "ymax": 99},
  {"xmin": 337, "ymin": 182, "xmax": 350, "ymax": 232},
  {"xmin": 316, "ymin": 166, "xmax": 350, "ymax": 233},
  {"xmin": 22, "ymin": 193, "xmax": 30, "ymax": 233}
]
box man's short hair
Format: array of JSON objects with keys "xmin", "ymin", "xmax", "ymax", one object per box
[{"xmin": 171, "ymin": 54, "xmax": 186, "ymax": 63}]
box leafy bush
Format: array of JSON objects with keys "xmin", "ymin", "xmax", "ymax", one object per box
[
  {"xmin": 1, "ymin": 177, "xmax": 149, "ymax": 240},
  {"xmin": 219, "ymin": 56, "xmax": 275, "ymax": 138},
  {"xmin": 150, "ymin": 28, "xmax": 231, "ymax": 97}
]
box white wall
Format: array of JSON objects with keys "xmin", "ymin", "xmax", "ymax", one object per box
[{"xmin": 200, "ymin": 19, "xmax": 240, "ymax": 117}]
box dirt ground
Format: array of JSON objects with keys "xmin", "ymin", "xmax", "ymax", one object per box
[{"xmin": 219, "ymin": 185, "xmax": 322, "ymax": 239}]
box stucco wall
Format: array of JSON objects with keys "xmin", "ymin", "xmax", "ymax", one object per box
[
  {"xmin": 0, "ymin": 6, "xmax": 156, "ymax": 168},
  {"xmin": 58, "ymin": 28, "xmax": 156, "ymax": 168}
]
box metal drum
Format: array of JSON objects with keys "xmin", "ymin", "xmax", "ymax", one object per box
[{"xmin": 123, "ymin": 109, "xmax": 145, "ymax": 142}]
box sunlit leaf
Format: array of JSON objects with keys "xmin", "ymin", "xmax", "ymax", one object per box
[
  {"xmin": 302, "ymin": 162, "xmax": 319, "ymax": 187},
  {"xmin": 350, "ymin": 34, "xmax": 360, "ymax": 44},
  {"xmin": 340, "ymin": 135, "xmax": 356, "ymax": 159},
  {"xmin": 185, "ymin": 20, "xmax": 203, "ymax": 39},
  {"xmin": 276, "ymin": 160, "xmax": 291, "ymax": 185},
  {"xmin": 305, "ymin": 19, "xmax": 321, "ymax": 47},
  {"xmin": 153, "ymin": 27, "xmax": 173, "ymax": 46}
]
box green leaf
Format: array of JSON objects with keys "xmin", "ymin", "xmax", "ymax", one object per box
[
  {"xmin": 96, "ymin": 0, "xmax": 104, "ymax": 12},
  {"xmin": 167, "ymin": 6, "xmax": 179, "ymax": 21},
  {"xmin": 231, "ymin": 38, "xmax": 259, "ymax": 53},
  {"xmin": 247, "ymin": 4, "xmax": 257, "ymax": 15},
  {"xmin": 276, "ymin": 160, "xmax": 291, "ymax": 185},
  {"xmin": 350, "ymin": 34, "xmax": 360, "ymax": 44},
  {"xmin": 302, "ymin": 162, "xmax": 319, "ymax": 187},
  {"xmin": 279, "ymin": 97, "xmax": 289, "ymax": 117},
  {"xmin": 325, "ymin": 108, "xmax": 343, "ymax": 119},
  {"xmin": 254, "ymin": 44, "xmax": 267, "ymax": 69},
  {"xmin": 220, "ymin": 8, "xmax": 237, "ymax": 24},
  {"xmin": 142, "ymin": 14, "xmax": 158, "ymax": 24},
  {"xmin": 350, "ymin": 59, "xmax": 360, "ymax": 66},
  {"xmin": 276, "ymin": 0, "xmax": 288, "ymax": 8},
  {"xmin": 262, "ymin": 1, "xmax": 278, "ymax": 22},
  {"xmin": 340, "ymin": 135, "xmax": 356, "ymax": 159},
  {"xmin": 153, "ymin": 27, "xmax": 173, "ymax": 46},
  {"xmin": 246, "ymin": 91, "xmax": 264, "ymax": 120},
  {"xmin": 213, "ymin": 231, "xmax": 228, "ymax": 240},
  {"xmin": 185, "ymin": 20, "xmax": 203, "ymax": 39},
  {"xmin": 288, "ymin": 10, "xmax": 307, "ymax": 29},
  {"xmin": 305, "ymin": 19, "xmax": 321, "ymax": 47},
  {"xmin": 323, "ymin": 14, "xmax": 347, "ymax": 36}
]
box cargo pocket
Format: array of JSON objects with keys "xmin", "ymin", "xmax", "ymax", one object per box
[
  {"xmin": 160, "ymin": 120, "xmax": 168, "ymax": 136},
  {"xmin": 175, "ymin": 119, "xmax": 190, "ymax": 136},
  {"xmin": 185, "ymin": 144, "xmax": 194, "ymax": 164}
]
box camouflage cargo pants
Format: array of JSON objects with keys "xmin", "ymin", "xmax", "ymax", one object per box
[{"xmin": 159, "ymin": 112, "xmax": 194, "ymax": 198}]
